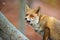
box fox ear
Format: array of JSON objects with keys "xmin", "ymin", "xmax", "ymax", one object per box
[
  {"xmin": 26, "ymin": 4, "xmax": 30, "ymax": 11},
  {"xmin": 35, "ymin": 7, "xmax": 40, "ymax": 13}
]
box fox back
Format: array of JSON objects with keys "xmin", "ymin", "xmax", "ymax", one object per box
[{"xmin": 25, "ymin": 5, "xmax": 60, "ymax": 40}]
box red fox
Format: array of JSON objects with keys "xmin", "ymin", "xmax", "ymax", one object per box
[{"xmin": 25, "ymin": 5, "xmax": 60, "ymax": 40}]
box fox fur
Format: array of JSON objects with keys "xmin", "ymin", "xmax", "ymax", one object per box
[{"xmin": 25, "ymin": 5, "xmax": 60, "ymax": 40}]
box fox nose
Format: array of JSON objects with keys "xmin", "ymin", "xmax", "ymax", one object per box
[
  {"xmin": 25, "ymin": 18, "xmax": 30, "ymax": 23},
  {"xmin": 25, "ymin": 18, "xmax": 27, "ymax": 20}
]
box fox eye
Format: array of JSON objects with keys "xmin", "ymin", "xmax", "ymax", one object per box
[
  {"xmin": 30, "ymin": 15, "xmax": 34, "ymax": 17},
  {"xmin": 26, "ymin": 14, "xmax": 28, "ymax": 16}
]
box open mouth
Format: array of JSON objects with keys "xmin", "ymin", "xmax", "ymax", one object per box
[
  {"xmin": 25, "ymin": 18, "xmax": 33, "ymax": 26},
  {"xmin": 26, "ymin": 20, "xmax": 30, "ymax": 24},
  {"xmin": 25, "ymin": 20, "xmax": 33, "ymax": 26}
]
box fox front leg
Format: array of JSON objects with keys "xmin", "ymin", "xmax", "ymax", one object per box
[{"xmin": 43, "ymin": 27, "xmax": 50, "ymax": 40}]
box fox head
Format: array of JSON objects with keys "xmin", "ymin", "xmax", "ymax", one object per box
[{"xmin": 25, "ymin": 5, "xmax": 40, "ymax": 26}]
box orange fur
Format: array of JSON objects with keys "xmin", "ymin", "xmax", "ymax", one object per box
[{"xmin": 25, "ymin": 5, "xmax": 60, "ymax": 40}]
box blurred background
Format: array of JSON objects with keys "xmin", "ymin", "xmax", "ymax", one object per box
[
  {"xmin": 0, "ymin": 0, "xmax": 60, "ymax": 40},
  {"xmin": 1, "ymin": 0, "xmax": 60, "ymax": 28},
  {"xmin": 26, "ymin": 0, "xmax": 60, "ymax": 19}
]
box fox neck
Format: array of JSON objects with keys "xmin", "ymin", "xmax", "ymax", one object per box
[
  {"xmin": 31, "ymin": 15, "xmax": 40, "ymax": 30},
  {"xmin": 32, "ymin": 14, "xmax": 44, "ymax": 31}
]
